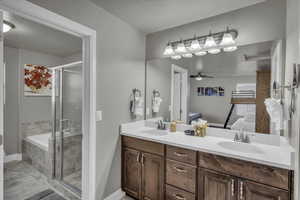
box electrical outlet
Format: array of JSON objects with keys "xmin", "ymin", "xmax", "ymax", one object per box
[{"xmin": 96, "ymin": 110, "xmax": 102, "ymax": 121}]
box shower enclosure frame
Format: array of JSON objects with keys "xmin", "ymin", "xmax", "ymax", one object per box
[{"xmin": 0, "ymin": 1, "xmax": 97, "ymax": 200}]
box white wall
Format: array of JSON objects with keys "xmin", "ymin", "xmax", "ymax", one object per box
[
  {"xmin": 146, "ymin": 0, "xmax": 286, "ymax": 60},
  {"xmin": 27, "ymin": 0, "xmax": 146, "ymax": 199}
]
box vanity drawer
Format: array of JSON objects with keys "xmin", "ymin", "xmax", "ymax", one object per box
[
  {"xmin": 166, "ymin": 184, "xmax": 195, "ymax": 200},
  {"xmin": 122, "ymin": 136, "xmax": 164, "ymax": 156},
  {"xmin": 166, "ymin": 145, "xmax": 197, "ymax": 165},
  {"xmin": 198, "ymin": 151, "xmax": 290, "ymax": 190},
  {"xmin": 166, "ymin": 159, "xmax": 197, "ymax": 193}
]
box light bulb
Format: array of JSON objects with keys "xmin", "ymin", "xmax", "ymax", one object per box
[
  {"xmin": 204, "ymin": 36, "xmax": 217, "ymax": 49},
  {"xmin": 182, "ymin": 53, "xmax": 193, "ymax": 58},
  {"xmin": 195, "ymin": 76, "xmax": 203, "ymax": 81},
  {"xmin": 175, "ymin": 42, "xmax": 187, "ymax": 54},
  {"xmin": 171, "ymin": 55, "xmax": 182, "ymax": 60},
  {"xmin": 163, "ymin": 44, "xmax": 175, "ymax": 56},
  {"xmin": 195, "ymin": 51, "xmax": 207, "ymax": 56},
  {"xmin": 220, "ymin": 33, "xmax": 236, "ymax": 46},
  {"xmin": 208, "ymin": 48, "xmax": 221, "ymax": 54},
  {"xmin": 224, "ymin": 46, "xmax": 238, "ymax": 52},
  {"xmin": 190, "ymin": 39, "xmax": 201, "ymax": 51}
]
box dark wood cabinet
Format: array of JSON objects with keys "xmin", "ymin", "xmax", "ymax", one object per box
[
  {"xmin": 141, "ymin": 153, "xmax": 164, "ymax": 200},
  {"xmin": 122, "ymin": 137, "xmax": 165, "ymax": 200},
  {"xmin": 199, "ymin": 169, "xmax": 236, "ymax": 200},
  {"xmin": 122, "ymin": 148, "xmax": 141, "ymax": 199},
  {"xmin": 242, "ymin": 180, "xmax": 289, "ymax": 200},
  {"xmin": 122, "ymin": 137, "xmax": 293, "ymax": 200}
]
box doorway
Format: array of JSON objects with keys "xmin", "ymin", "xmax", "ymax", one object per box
[{"xmin": 171, "ymin": 64, "xmax": 188, "ymax": 123}]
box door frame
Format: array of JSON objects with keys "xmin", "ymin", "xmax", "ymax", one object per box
[
  {"xmin": 170, "ymin": 64, "xmax": 188, "ymax": 123},
  {"xmin": 0, "ymin": 1, "xmax": 97, "ymax": 200}
]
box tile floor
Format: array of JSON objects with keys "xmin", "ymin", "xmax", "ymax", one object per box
[{"xmin": 4, "ymin": 161, "xmax": 78, "ymax": 200}]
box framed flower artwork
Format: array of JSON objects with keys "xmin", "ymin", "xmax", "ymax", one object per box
[{"xmin": 24, "ymin": 64, "xmax": 53, "ymax": 96}]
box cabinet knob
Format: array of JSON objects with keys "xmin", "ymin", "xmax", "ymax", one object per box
[{"xmin": 173, "ymin": 194, "xmax": 186, "ymax": 200}]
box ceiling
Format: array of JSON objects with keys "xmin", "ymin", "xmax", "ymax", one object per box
[
  {"xmin": 91, "ymin": 0, "xmax": 266, "ymax": 33},
  {"xmin": 3, "ymin": 13, "xmax": 82, "ymax": 57}
]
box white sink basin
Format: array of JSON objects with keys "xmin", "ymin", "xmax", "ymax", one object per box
[
  {"xmin": 218, "ymin": 141, "xmax": 264, "ymax": 154},
  {"xmin": 142, "ymin": 129, "xmax": 169, "ymax": 136}
]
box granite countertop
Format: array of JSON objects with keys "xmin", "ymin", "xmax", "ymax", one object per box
[{"xmin": 121, "ymin": 121, "xmax": 295, "ymax": 170}]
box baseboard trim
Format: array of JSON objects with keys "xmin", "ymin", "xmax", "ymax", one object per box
[
  {"xmin": 4, "ymin": 153, "xmax": 22, "ymax": 163},
  {"xmin": 104, "ymin": 189, "xmax": 126, "ymax": 200}
]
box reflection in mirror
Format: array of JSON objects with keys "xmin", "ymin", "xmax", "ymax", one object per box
[{"xmin": 146, "ymin": 41, "xmax": 284, "ymax": 134}]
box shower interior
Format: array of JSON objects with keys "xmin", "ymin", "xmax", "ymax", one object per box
[{"xmin": 51, "ymin": 61, "xmax": 83, "ymax": 195}]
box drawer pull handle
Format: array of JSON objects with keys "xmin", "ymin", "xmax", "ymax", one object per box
[
  {"xmin": 136, "ymin": 152, "xmax": 140, "ymax": 163},
  {"xmin": 173, "ymin": 194, "xmax": 186, "ymax": 200},
  {"xmin": 231, "ymin": 179, "xmax": 235, "ymax": 196},
  {"xmin": 141, "ymin": 154, "xmax": 145, "ymax": 166},
  {"xmin": 173, "ymin": 166, "xmax": 187, "ymax": 173},
  {"xmin": 278, "ymin": 197, "xmax": 281, "ymax": 200},
  {"xmin": 144, "ymin": 197, "xmax": 151, "ymax": 200},
  {"xmin": 174, "ymin": 152, "xmax": 188, "ymax": 157},
  {"xmin": 240, "ymin": 181, "xmax": 244, "ymax": 200}
]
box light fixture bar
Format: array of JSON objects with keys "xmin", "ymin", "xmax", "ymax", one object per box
[{"xmin": 168, "ymin": 29, "xmax": 238, "ymax": 47}]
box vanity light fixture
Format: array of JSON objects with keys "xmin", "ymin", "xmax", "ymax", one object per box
[
  {"xmin": 163, "ymin": 43, "xmax": 175, "ymax": 56},
  {"xmin": 171, "ymin": 55, "xmax": 182, "ymax": 60},
  {"xmin": 163, "ymin": 27, "xmax": 238, "ymax": 60},
  {"xmin": 3, "ymin": 20, "xmax": 15, "ymax": 33},
  {"xmin": 195, "ymin": 51, "xmax": 207, "ymax": 56},
  {"xmin": 182, "ymin": 53, "xmax": 193, "ymax": 58},
  {"xmin": 175, "ymin": 41, "xmax": 187, "ymax": 54}
]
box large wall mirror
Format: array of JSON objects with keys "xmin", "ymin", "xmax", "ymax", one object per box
[{"xmin": 145, "ymin": 40, "xmax": 285, "ymax": 135}]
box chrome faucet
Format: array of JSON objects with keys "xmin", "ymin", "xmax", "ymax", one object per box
[
  {"xmin": 157, "ymin": 120, "xmax": 167, "ymax": 130},
  {"xmin": 234, "ymin": 130, "xmax": 251, "ymax": 143}
]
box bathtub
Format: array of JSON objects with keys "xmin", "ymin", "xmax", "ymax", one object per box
[{"xmin": 25, "ymin": 131, "xmax": 77, "ymax": 151}]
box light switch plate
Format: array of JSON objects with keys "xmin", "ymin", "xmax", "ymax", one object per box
[{"xmin": 96, "ymin": 110, "xmax": 102, "ymax": 121}]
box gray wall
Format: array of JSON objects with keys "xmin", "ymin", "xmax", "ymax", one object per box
[
  {"xmin": 4, "ymin": 46, "xmax": 19, "ymax": 154},
  {"xmin": 190, "ymin": 76, "xmax": 256, "ymax": 124},
  {"xmin": 19, "ymin": 49, "xmax": 64, "ymax": 123},
  {"xmin": 285, "ymin": 0, "xmax": 300, "ymax": 199},
  {"xmin": 146, "ymin": 59, "xmax": 173, "ymax": 120},
  {"xmin": 27, "ymin": 0, "xmax": 146, "ymax": 199},
  {"xmin": 146, "ymin": 0, "xmax": 286, "ymax": 60}
]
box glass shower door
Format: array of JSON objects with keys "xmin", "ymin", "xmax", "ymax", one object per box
[{"xmin": 53, "ymin": 64, "xmax": 82, "ymax": 195}]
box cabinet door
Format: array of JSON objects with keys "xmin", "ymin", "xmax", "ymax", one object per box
[
  {"xmin": 199, "ymin": 169, "xmax": 237, "ymax": 200},
  {"xmin": 141, "ymin": 152, "xmax": 164, "ymax": 200},
  {"xmin": 242, "ymin": 180, "xmax": 289, "ymax": 200},
  {"xmin": 122, "ymin": 148, "xmax": 141, "ymax": 199}
]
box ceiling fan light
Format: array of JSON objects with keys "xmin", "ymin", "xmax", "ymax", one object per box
[
  {"xmin": 204, "ymin": 36, "xmax": 217, "ymax": 49},
  {"xmin": 190, "ymin": 39, "xmax": 201, "ymax": 51},
  {"xmin": 163, "ymin": 44, "xmax": 175, "ymax": 56},
  {"xmin": 224, "ymin": 46, "xmax": 238, "ymax": 52},
  {"xmin": 175, "ymin": 42, "xmax": 187, "ymax": 54},
  {"xmin": 220, "ymin": 33, "xmax": 236, "ymax": 46},
  {"xmin": 208, "ymin": 48, "xmax": 221, "ymax": 54},
  {"xmin": 3, "ymin": 21, "xmax": 15, "ymax": 33},
  {"xmin": 195, "ymin": 76, "xmax": 203, "ymax": 81},
  {"xmin": 182, "ymin": 53, "xmax": 193, "ymax": 58},
  {"xmin": 195, "ymin": 51, "xmax": 207, "ymax": 56},
  {"xmin": 171, "ymin": 55, "xmax": 182, "ymax": 60}
]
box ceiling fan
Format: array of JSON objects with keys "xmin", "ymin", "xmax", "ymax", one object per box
[{"xmin": 190, "ymin": 72, "xmax": 214, "ymax": 81}]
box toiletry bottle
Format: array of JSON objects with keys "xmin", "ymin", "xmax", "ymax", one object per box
[{"xmin": 170, "ymin": 121, "xmax": 177, "ymax": 132}]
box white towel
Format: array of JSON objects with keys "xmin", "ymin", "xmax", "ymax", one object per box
[
  {"xmin": 264, "ymin": 98, "xmax": 283, "ymax": 131},
  {"xmin": 134, "ymin": 97, "xmax": 144, "ymax": 116},
  {"xmin": 152, "ymin": 97, "xmax": 162, "ymax": 113}
]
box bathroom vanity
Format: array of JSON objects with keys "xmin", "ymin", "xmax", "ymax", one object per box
[{"xmin": 121, "ymin": 122, "xmax": 294, "ymax": 200}]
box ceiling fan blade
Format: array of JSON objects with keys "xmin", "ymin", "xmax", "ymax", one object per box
[
  {"xmin": 202, "ymin": 75, "xmax": 214, "ymax": 78},
  {"xmin": 190, "ymin": 75, "xmax": 197, "ymax": 78}
]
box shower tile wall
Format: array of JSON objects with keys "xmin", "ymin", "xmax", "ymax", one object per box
[
  {"xmin": 22, "ymin": 140, "xmax": 52, "ymax": 177},
  {"xmin": 21, "ymin": 120, "xmax": 52, "ymax": 137}
]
